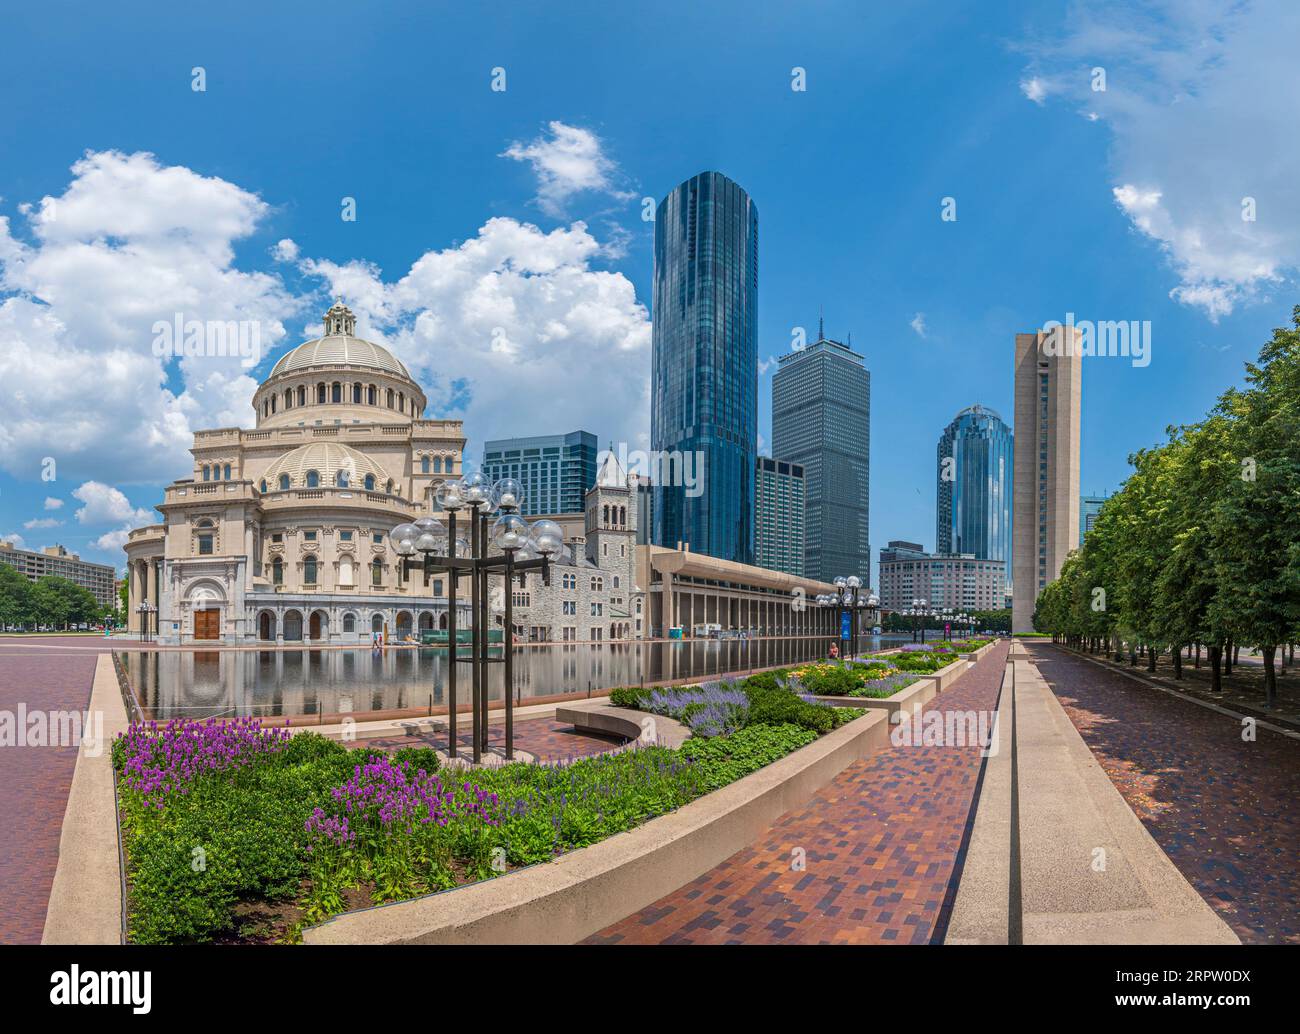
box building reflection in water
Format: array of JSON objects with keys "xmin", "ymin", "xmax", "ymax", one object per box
[{"xmin": 118, "ymin": 636, "xmax": 909, "ymax": 721}]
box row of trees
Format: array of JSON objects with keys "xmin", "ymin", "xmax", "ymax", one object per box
[
  {"xmin": 0, "ymin": 564, "xmax": 117, "ymax": 630},
  {"xmin": 1034, "ymin": 307, "xmax": 1300, "ymax": 707},
  {"xmin": 881, "ymin": 609, "xmax": 1010, "ymax": 633}
]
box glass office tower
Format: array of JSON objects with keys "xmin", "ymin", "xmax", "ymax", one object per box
[
  {"xmin": 771, "ymin": 334, "xmax": 871, "ymax": 584},
  {"xmin": 650, "ymin": 171, "xmax": 758, "ymax": 565},
  {"xmin": 935, "ymin": 404, "xmax": 1014, "ymax": 589},
  {"xmin": 482, "ymin": 430, "xmax": 598, "ymax": 516}
]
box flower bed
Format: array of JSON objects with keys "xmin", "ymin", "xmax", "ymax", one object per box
[
  {"xmin": 872, "ymin": 648, "xmax": 958, "ymax": 674},
  {"xmin": 113, "ymin": 702, "xmax": 838, "ymax": 944}
]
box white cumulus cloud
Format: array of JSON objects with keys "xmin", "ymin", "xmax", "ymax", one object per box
[
  {"xmin": 1016, "ymin": 0, "xmax": 1300, "ymax": 319},
  {"xmin": 502, "ymin": 122, "xmax": 634, "ymax": 217},
  {"xmin": 73, "ymin": 480, "xmax": 155, "ymax": 526}
]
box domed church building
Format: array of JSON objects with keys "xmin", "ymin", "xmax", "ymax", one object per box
[{"xmin": 124, "ymin": 302, "xmax": 469, "ymax": 644}]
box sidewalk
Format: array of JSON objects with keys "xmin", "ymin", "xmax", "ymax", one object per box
[{"xmin": 948, "ymin": 643, "xmax": 1239, "ymax": 945}]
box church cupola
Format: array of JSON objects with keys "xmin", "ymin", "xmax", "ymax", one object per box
[{"xmin": 323, "ymin": 300, "xmax": 357, "ymax": 337}]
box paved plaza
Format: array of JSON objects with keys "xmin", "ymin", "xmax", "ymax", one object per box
[
  {"xmin": 0, "ymin": 637, "xmax": 118, "ymax": 944},
  {"xmin": 1026, "ymin": 643, "xmax": 1300, "ymax": 944},
  {"xmin": 588, "ymin": 641, "xmax": 1011, "ymax": 944}
]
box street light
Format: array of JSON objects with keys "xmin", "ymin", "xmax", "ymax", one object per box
[
  {"xmin": 136, "ymin": 601, "xmax": 156, "ymax": 643},
  {"xmin": 389, "ymin": 477, "xmax": 557, "ymax": 764},
  {"xmin": 827, "ymin": 576, "xmax": 877, "ymax": 659}
]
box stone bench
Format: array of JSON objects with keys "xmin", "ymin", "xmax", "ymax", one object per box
[{"xmin": 554, "ymin": 704, "xmax": 690, "ymax": 750}]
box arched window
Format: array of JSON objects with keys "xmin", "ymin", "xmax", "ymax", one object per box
[
  {"xmin": 343, "ymin": 613, "xmax": 356, "ymax": 633},
  {"xmin": 367, "ymin": 384, "xmax": 376, "ymax": 405},
  {"xmin": 331, "ymin": 382, "xmax": 342, "ymax": 403},
  {"xmin": 306, "ymin": 470, "xmax": 320, "ymax": 488},
  {"xmin": 303, "ymin": 555, "xmax": 318, "ymax": 585},
  {"xmin": 202, "ymin": 465, "xmax": 210, "ymax": 481},
  {"xmin": 284, "ymin": 389, "xmax": 292, "ymax": 409},
  {"xmin": 352, "ymin": 383, "xmax": 362, "ymax": 403},
  {"xmin": 317, "ymin": 383, "xmax": 326, "ymax": 403},
  {"xmin": 270, "ymin": 395, "xmax": 276, "ymax": 414},
  {"xmin": 224, "ymin": 464, "xmax": 232, "ymax": 481},
  {"xmin": 364, "ymin": 474, "xmax": 375, "ymax": 491},
  {"xmin": 433, "ymin": 457, "xmax": 443, "ymax": 473},
  {"xmin": 398, "ymin": 391, "xmax": 405, "ymax": 412},
  {"xmin": 272, "ymin": 557, "xmax": 283, "ymax": 585},
  {"xmin": 279, "ymin": 474, "xmax": 290, "ymax": 491},
  {"xmin": 336, "ymin": 470, "xmax": 349, "ymax": 488},
  {"xmin": 386, "ymin": 388, "xmax": 394, "ymax": 408},
  {"xmin": 421, "ymin": 455, "xmax": 430, "ymax": 475},
  {"xmin": 197, "ymin": 532, "xmax": 213, "ymax": 555},
  {"xmin": 297, "ymin": 385, "xmax": 306, "ymax": 406},
  {"xmin": 603, "ymin": 505, "xmax": 609, "ymax": 524},
  {"xmin": 371, "ymin": 559, "xmax": 383, "ymax": 587},
  {"xmin": 259, "ymin": 479, "xmax": 267, "ymax": 493}
]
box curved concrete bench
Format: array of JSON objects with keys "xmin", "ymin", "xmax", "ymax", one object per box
[{"xmin": 554, "ymin": 704, "xmax": 690, "ymax": 750}]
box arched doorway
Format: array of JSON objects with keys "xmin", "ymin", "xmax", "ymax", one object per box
[
  {"xmin": 438, "ymin": 612, "xmax": 448, "ymax": 630},
  {"xmin": 283, "ymin": 610, "xmax": 303, "ymax": 642},
  {"xmin": 258, "ymin": 611, "xmax": 276, "ymax": 641},
  {"xmin": 395, "ymin": 611, "xmax": 413, "ymax": 639},
  {"xmin": 418, "ymin": 612, "xmax": 434, "ymax": 631},
  {"xmin": 309, "ymin": 610, "xmax": 327, "ymax": 641}
]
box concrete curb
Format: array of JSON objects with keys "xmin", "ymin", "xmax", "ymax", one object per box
[
  {"xmin": 303, "ymin": 708, "xmax": 891, "ymax": 944},
  {"xmin": 42, "ymin": 654, "xmax": 129, "ymax": 945},
  {"xmin": 948, "ymin": 642, "xmax": 1239, "ymax": 945}
]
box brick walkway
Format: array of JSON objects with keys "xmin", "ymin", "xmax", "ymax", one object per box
[
  {"xmin": 588, "ymin": 641, "xmax": 1009, "ymax": 944},
  {"xmin": 1026, "ymin": 643, "xmax": 1300, "ymax": 944},
  {"xmin": 361, "ymin": 717, "xmax": 627, "ymax": 764},
  {"xmin": 0, "ymin": 637, "xmax": 117, "ymax": 944}
]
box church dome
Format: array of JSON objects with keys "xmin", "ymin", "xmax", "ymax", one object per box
[
  {"xmin": 262, "ymin": 442, "xmax": 394, "ymax": 491},
  {"xmin": 268, "ymin": 302, "xmax": 410, "ymax": 379}
]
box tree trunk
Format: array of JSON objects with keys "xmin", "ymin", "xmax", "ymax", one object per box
[
  {"xmin": 1147, "ymin": 645, "xmax": 1158, "ymax": 672},
  {"xmin": 1129, "ymin": 645, "xmax": 1138, "ymax": 666},
  {"xmin": 1172, "ymin": 646, "xmax": 1182, "ymax": 680},
  {"xmin": 1261, "ymin": 645, "xmax": 1277, "ymax": 709},
  {"xmin": 1223, "ymin": 641, "xmax": 1233, "ymax": 676},
  {"xmin": 1209, "ymin": 644, "xmax": 1222, "ymax": 693},
  {"xmin": 1234, "ymin": 643, "xmax": 1241, "ymax": 665},
  {"xmin": 1195, "ymin": 642, "xmax": 1201, "ymax": 668}
]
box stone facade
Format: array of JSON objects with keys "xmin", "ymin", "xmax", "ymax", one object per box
[
  {"xmin": 508, "ymin": 453, "xmax": 644, "ymax": 642},
  {"xmin": 125, "ymin": 302, "xmax": 470, "ymax": 644}
]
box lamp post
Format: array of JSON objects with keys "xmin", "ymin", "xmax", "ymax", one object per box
[
  {"xmin": 909, "ymin": 597, "xmax": 928, "ymax": 643},
  {"xmin": 827, "ymin": 576, "xmax": 878, "ymax": 660},
  {"xmin": 390, "ymin": 476, "xmax": 558, "ymax": 764},
  {"xmin": 136, "ymin": 601, "xmax": 155, "ymax": 643}
]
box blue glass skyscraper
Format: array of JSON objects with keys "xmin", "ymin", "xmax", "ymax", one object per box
[
  {"xmin": 936, "ymin": 404, "xmax": 1014, "ymax": 591},
  {"xmin": 650, "ymin": 171, "xmax": 758, "ymax": 564}
]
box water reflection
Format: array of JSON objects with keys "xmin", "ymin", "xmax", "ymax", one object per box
[{"xmin": 117, "ymin": 636, "xmax": 912, "ymax": 721}]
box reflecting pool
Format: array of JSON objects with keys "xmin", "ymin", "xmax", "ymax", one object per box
[{"xmin": 116, "ymin": 635, "xmax": 913, "ymax": 720}]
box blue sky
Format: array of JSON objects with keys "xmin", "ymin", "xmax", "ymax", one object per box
[{"xmin": 1, "ymin": 0, "xmax": 1296, "ymax": 580}]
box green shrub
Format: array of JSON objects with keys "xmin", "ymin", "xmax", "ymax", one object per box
[
  {"xmin": 678, "ymin": 722, "xmax": 817, "ymax": 791},
  {"xmin": 608, "ymin": 685, "xmax": 655, "ymax": 708}
]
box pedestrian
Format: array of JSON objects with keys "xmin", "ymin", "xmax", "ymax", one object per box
[{"xmin": 829, "ymin": 642, "xmax": 840, "ymax": 660}]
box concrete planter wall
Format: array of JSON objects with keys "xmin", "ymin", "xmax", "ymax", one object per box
[{"xmin": 303, "ymin": 708, "xmax": 891, "ymax": 945}]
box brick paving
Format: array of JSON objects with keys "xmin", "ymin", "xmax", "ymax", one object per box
[
  {"xmin": 587, "ymin": 641, "xmax": 1009, "ymax": 944},
  {"xmin": 361, "ymin": 717, "xmax": 627, "ymax": 764},
  {"xmin": 0, "ymin": 636, "xmax": 118, "ymax": 944},
  {"xmin": 1026, "ymin": 643, "xmax": 1300, "ymax": 945}
]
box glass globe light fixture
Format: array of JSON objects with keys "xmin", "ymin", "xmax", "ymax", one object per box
[
  {"xmin": 529, "ymin": 519, "xmax": 564, "ymax": 556},
  {"xmin": 434, "ymin": 479, "xmax": 465, "ymax": 512},
  {"xmin": 491, "ymin": 513, "xmax": 530, "ymax": 552},
  {"xmin": 495, "ymin": 478, "xmax": 524, "ymax": 512},
  {"xmin": 459, "ymin": 471, "xmax": 491, "ymax": 508},
  {"xmin": 833, "ymin": 575, "xmax": 848, "ymax": 589},
  {"xmin": 846, "ymin": 575, "xmax": 862, "ymax": 589},
  {"xmin": 390, "ymin": 522, "xmax": 419, "ymax": 556}
]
